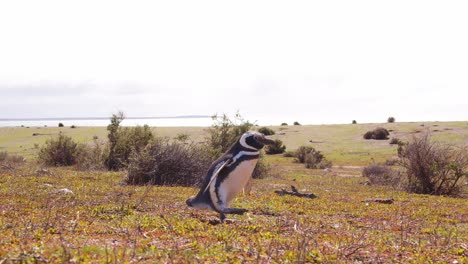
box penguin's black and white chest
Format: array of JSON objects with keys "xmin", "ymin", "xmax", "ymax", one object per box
[{"xmin": 210, "ymin": 154, "xmax": 259, "ymax": 210}]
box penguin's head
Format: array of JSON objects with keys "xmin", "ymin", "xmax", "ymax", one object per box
[{"xmin": 240, "ymin": 131, "xmax": 275, "ymax": 150}]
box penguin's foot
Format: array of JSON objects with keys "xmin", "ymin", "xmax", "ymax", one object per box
[
  {"xmin": 222, "ymin": 207, "xmax": 248, "ymax": 215},
  {"xmin": 219, "ymin": 208, "xmax": 248, "ymax": 223}
]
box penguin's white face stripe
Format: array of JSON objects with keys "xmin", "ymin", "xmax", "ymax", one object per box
[
  {"xmin": 239, "ymin": 133, "xmax": 258, "ymax": 150},
  {"xmin": 230, "ymin": 151, "xmax": 259, "ymax": 166}
]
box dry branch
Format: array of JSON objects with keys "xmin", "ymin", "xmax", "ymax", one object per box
[
  {"xmin": 362, "ymin": 198, "xmax": 394, "ymax": 204},
  {"xmin": 274, "ymin": 185, "xmax": 317, "ymax": 199}
]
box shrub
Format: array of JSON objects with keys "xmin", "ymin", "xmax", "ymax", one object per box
[
  {"xmin": 126, "ymin": 139, "xmax": 212, "ymax": 186},
  {"xmin": 0, "ymin": 151, "xmax": 25, "ymax": 164},
  {"xmin": 389, "ymin": 137, "xmax": 403, "ymax": 145},
  {"xmin": 265, "ymin": 139, "xmax": 286, "ymax": 155},
  {"xmin": 295, "ymin": 146, "xmax": 314, "ymax": 163},
  {"xmin": 38, "ymin": 133, "xmax": 82, "ymax": 166},
  {"xmin": 281, "ymin": 123, "xmax": 288, "ymax": 126},
  {"xmin": 75, "ymin": 139, "xmax": 106, "ymax": 171},
  {"xmin": 252, "ymin": 153, "xmax": 270, "ymax": 179},
  {"xmin": 283, "ymin": 151, "xmax": 295, "ymax": 158},
  {"xmin": 206, "ymin": 113, "xmax": 253, "ymax": 157},
  {"xmin": 362, "ymin": 164, "xmax": 400, "ymax": 187},
  {"xmin": 258, "ymin": 127, "xmax": 275, "ymax": 136},
  {"xmin": 363, "ymin": 131, "xmax": 373, "ymax": 140},
  {"xmin": 304, "ymin": 152, "xmax": 332, "ymax": 169},
  {"xmin": 293, "ymin": 121, "xmax": 301, "ymax": 126},
  {"xmin": 58, "ymin": 122, "xmax": 64, "ymax": 127},
  {"xmin": 295, "ymin": 146, "xmax": 332, "ymax": 169},
  {"xmin": 373, "ymin": 127, "xmax": 390, "ymax": 140},
  {"xmin": 174, "ymin": 133, "xmax": 190, "ymax": 143},
  {"xmin": 105, "ymin": 112, "xmax": 154, "ymax": 170},
  {"xmin": 363, "ymin": 127, "xmax": 390, "ymax": 140},
  {"xmin": 388, "ymin": 117, "xmax": 396, "ymax": 123},
  {"xmin": 71, "ymin": 125, "xmax": 77, "ymax": 129},
  {"xmin": 352, "ymin": 120, "xmax": 357, "ymax": 124},
  {"xmin": 398, "ymin": 133, "xmax": 467, "ymax": 196}
]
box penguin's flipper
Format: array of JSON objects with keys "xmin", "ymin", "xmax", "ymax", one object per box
[{"xmin": 203, "ymin": 158, "xmax": 231, "ymax": 194}]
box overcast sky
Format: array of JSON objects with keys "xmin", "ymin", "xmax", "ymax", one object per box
[{"xmin": 1, "ymin": 0, "xmax": 467, "ymax": 125}]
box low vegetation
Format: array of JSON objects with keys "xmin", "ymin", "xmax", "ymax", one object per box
[
  {"xmin": 0, "ymin": 120, "xmax": 466, "ymax": 262},
  {"xmin": 362, "ymin": 164, "xmax": 400, "ymax": 187},
  {"xmin": 399, "ymin": 133, "xmax": 467, "ymax": 196},
  {"xmin": 126, "ymin": 139, "xmax": 212, "ymax": 186},
  {"xmin": 265, "ymin": 139, "xmax": 286, "ymax": 155},
  {"xmin": 105, "ymin": 112, "xmax": 154, "ymax": 170},
  {"xmin": 363, "ymin": 127, "xmax": 390, "ymax": 140},
  {"xmin": 295, "ymin": 146, "xmax": 332, "ymax": 169},
  {"xmin": 38, "ymin": 133, "xmax": 82, "ymax": 166},
  {"xmin": 257, "ymin": 126, "xmax": 275, "ymax": 136}
]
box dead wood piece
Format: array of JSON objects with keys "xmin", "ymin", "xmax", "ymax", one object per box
[
  {"xmin": 363, "ymin": 198, "xmax": 394, "ymax": 204},
  {"xmin": 275, "ymin": 185, "xmax": 317, "ymax": 199}
]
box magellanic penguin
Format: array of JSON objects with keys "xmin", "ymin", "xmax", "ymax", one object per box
[{"xmin": 186, "ymin": 131, "xmax": 275, "ymax": 222}]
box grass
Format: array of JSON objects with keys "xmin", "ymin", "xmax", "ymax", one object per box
[
  {"xmin": 0, "ymin": 163, "xmax": 466, "ymax": 263},
  {"xmin": 0, "ymin": 121, "xmax": 467, "ymax": 262},
  {"xmin": 2, "ymin": 121, "xmax": 467, "ymax": 165}
]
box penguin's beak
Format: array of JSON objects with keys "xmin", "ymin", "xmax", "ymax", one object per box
[{"xmin": 255, "ymin": 134, "xmax": 276, "ymax": 145}]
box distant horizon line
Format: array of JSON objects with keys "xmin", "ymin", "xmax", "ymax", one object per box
[{"xmin": 0, "ymin": 115, "xmax": 212, "ymax": 121}]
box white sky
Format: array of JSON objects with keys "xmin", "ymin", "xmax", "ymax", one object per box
[{"xmin": 0, "ymin": 0, "xmax": 467, "ymax": 125}]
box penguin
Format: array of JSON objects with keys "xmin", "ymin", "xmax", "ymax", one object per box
[{"xmin": 186, "ymin": 131, "xmax": 275, "ymax": 222}]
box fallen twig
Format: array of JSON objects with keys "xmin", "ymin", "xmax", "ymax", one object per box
[
  {"xmin": 275, "ymin": 185, "xmax": 317, "ymax": 199},
  {"xmin": 362, "ymin": 198, "xmax": 394, "ymax": 204}
]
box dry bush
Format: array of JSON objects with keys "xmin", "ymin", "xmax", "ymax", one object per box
[
  {"xmin": 362, "ymin": 164, "xmax": 400, "ymax": 187},
  {"xmin": 74, "ymin": 139, "xmax": 106, "ymax": 171},
  {"xmin": 0, "ymin": 151, "xmax": 25, "ymax": 172},
  {"xmin": 126, "ymin": 139, "xmax": 212, "ymax": 186},
  {"xmin": 265, "ymin": 139, "xmax": 286, "ymax": 155},
  {"xmin": 363, "ymin": 127, "xmax": 390, "ymax": 140},
  {"xmin": 399, "ymin": 133, "xmax": 467, "ymax": 196}
]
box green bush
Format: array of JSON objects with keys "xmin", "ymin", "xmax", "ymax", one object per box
[
  {"xmin": 281, "ymin": 123, "xmax": 288, "ymax": 126},
  {"xmin": 283, "ymin": 151, "xmax": 295, "ymax": 158},
  {"xmin": 388, "ymin": 117, "xmax": 396, "ymax": 123},
  {"xmin": 252, "ymin": 152, "xmax": 270, "ymax": 179},
  {"xmin": 38, "ymin": 133, "xmax": 82, "ymax": 166},
  {"xmin": 206, "ymin": 112, "xmax": 271, "ymax": 179},
  {"xmin": 126, "ymin": 139, "xmax": 212, "ymax": 186},
  {"xmin": 58, "ymin": 123, "xmax": 64, "ymax": 127},
  {"xmin": 293, "ymin": 121, "xmax": 301, "ymax": 126},
  {"xmin": 294, "ymin": 145, "xmax": 332, "ymax": 169},
  {"xmin": 265, "ymin": 139, "xmax": 286, "ymax": 154},
  {"xmin": 258, "ymin": 127, "xmax": 275, "ymax": 136},
  {"xmin": 105, "ymin": 112, "xmax": 154, "ymax": 170},
  {"xmin": 206, "ymin": 113, "xmax": 253, "ymax": 157},
  {"xmin": 295, "ymin": 146, "xmax": 315, "ymax": 163},
  {"xmin": 352, "ymin": 120, "xmax": 357, "ymax": 124}
]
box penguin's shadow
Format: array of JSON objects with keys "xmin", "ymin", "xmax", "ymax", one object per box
[{"xmin": 189, "ymin": 212, "xmax": 237, "ymax": 225}]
